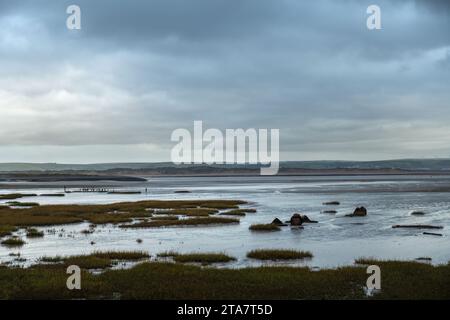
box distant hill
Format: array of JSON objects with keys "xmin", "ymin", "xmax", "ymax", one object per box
[{"xmin": 2, "ymin": 159, "xmax": 450, "ymax": 172}]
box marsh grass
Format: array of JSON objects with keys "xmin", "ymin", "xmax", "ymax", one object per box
[
  {"xmin": 26, "ymin": 228, "xmax": 44, "ymax": 238},
  {"xmin": 0, "ymin": 193, "xmax": 37, "ymax": 200},
  {"xmin": 120, "ymin": 217, "xmax": 239, "ymax": 228},
  {"xmin": 249, "ymin": 223, "xmax": 281, "ymax": 232},
  {"xmin": 150, "ymin": 216, "xmax": 179, "ymax": 221},
  {"xmin": 0, "ymin": 225, "xmax": 17, "ymax": 237},
  {"xmin": 154, "ymin": 208, "xmax": 218, "ymax": 216},
  {"xmin": 227, "ymin": 209, "xmax": 257, "ymax": 214},
  {"xmin": 172, "ymin": 252, "xmax": 236, "ymax": 264},
  {"xmin": 40, "ymin": 256, "xmax": 64, "ymax": 263},
  {"xmin": 6, "ymin": 202, "xmax": 40, "ymax": 207},
  {"xmin": 64, "ymin": 255, "xmax": 112, "ymax": 269},
  {"xmin": 39, "ymin": 251, "xmax": 150, "ymax": 270},
  {"xmin": 247, "ymin": 249, "xmax": 313, "ymax": 260},
  {"xmin": 0, "ymin": 200, "xmax": 245, "ymax": 228},
  {"xmin": 1, "ymin": 237, "xmax": 26, "ymax": 247},
  {"xmin": 220, "ymin": 210, "xmax": 246, "ymax": 216},
  {"xmin": 157, "ymin": 251, "xmax": 179, "ymax": 258},
  {"xmin": 3, "ymin": 259, "xmax": 449, "ymax": 299}
]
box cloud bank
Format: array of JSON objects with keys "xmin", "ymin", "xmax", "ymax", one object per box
[{"xmin": 0, "ymin": 0, "xmax": 449, "ymax": 162}]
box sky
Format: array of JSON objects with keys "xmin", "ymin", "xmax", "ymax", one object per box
[{"xmin": 0, "ymin": 0, "xmax": 449, "ymax": 163}]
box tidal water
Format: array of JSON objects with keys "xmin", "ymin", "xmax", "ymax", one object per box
[{"xmin": 1, "ymin": 175, "xmax": 449, "ymax": 268}]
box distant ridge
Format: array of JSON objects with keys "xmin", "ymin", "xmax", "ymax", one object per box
[{"xmin": 1, "ymin": 159, "xmax": 450, "ymax": 172}]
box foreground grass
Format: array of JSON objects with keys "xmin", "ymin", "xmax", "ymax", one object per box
[
  {"xmin": 171, "ymin": 252, "xmax": 236, "ymax": 264},
  {"xmin": 1, "ymin": 259, "xmax": 449, "ymax": 299},
  {"xmin": 0, "ymin": 200, "xmax": 246, "ymax": 228},
  {"xmin": 247, "ymin": 249, "xmax": 313, "ymax": 260}
]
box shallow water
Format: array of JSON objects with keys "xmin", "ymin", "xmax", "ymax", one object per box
[{"xmin": 1, "ymin": 175, "xmax": 449, "ymax": 269}]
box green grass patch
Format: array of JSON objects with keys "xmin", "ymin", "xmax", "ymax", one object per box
[
  {"xmin": 40, "ymin": 256, "xmax": 64, "ymax": 263},
  {"xmin": 157, "ymin": 251, "xmax": 179, "ymax": 258},
  {"xmin": 0, "ymin": 259, "xmax": 450, "ymax": 299},
  {"xmin": 0, "ymin": 193, "xmax": 37, "ymax": 200},
  {"xmin": 151, "ymin": 216, "xmax": 179, "ymax": 221},
  {"xmin": 0, "ymin": 200, "xmax": 245, "ymax": 228},
  {"xmin": 39, "ymin": 251, "xmax": 150, "ymax": 270},
  {"xmin": 26, "ymin": 228, "xmax": 44, "ymax": 238},
  {"xmin": 120, "ymin": 217, "xmax": 239, "ymax": 228},
  {"xmin": 220, "ymin": 210, "xmax": 246, "ymax": 216},
  {"xmin": 249, "ymin": 223, "xmax": 281, "ymax": 232},
  {"xmin": 247, "ymin": 249, "xmax": 313, "ymax": 260},
  {"xmin": 228, "ymin": 209, "xmax": 257, "ymax": 214},
  {"xmin": 1, "ymin": 237, "xmax": 26, "ymax": 247},
  {"xmin": 154, "ymin": 208, "xmax": 218, "ymax": 216},
  {"xmin": 6, "ymin": 202, "xmax": 40, "ymax": 207},
  {"xmin": 0, "ymin": 225, "xmax": 17, "ymax": 237},
  {"xmin": 173, "ymin": 252, "xmax": 236, "ymax": 264}
]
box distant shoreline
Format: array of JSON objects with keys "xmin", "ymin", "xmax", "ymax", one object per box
[
  {"xmin": 0, "ymin": 173, "xmax": 146, "ymax": 183},
  {"xmin": 2, "ymin": 168, "xmax": 450, "ymax": 181}
]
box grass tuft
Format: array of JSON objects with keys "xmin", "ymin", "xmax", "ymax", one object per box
[
  {"xmin": 0, "ymin": 225, "xmax": 17, "ymax": 237},
  {"xmin": 0, "ymin": 199, "xmax": 244, "ymax": 227},
  {"xmin": 120, "ymin": 217, "xmax": 239, "ymax": 228},
  {"xmin": 249, "ymin": 223, "xmax": 281, "ymax": 232},
  {"xmin": 247, "ymin": 249, "xmax": 313, "ymax": 260},
  {"xmin": 26, "ymin": 228, "xmax": 44, "ymax": 238},
  {"xmin": 1, "ymin": 237, "xmax": 26, "ymax": 247},
  {"xmin": 39, "ymin": 251, "xmax": 150, "ymax": 270},
  {"xmin": 6, "ymin": 202, "xmax": 40, "ymax": 207},
  {"xmin": 0, "ymin": 193, "xmax": 37, "ymax": 200},
  {"xmin": 173, "ymin": 252, "xmax": 236, "ymax": 264}
]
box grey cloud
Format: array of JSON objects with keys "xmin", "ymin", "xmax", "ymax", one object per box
[{"xmin": 0, "ymin": 0, "xmax": 449, "ymax": 161}]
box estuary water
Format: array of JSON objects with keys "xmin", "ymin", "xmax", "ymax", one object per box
[{"xmin": 1, "ymin": 175, "xmax": 449, "ymax": 268}]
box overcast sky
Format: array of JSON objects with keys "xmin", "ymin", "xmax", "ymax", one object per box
[{"xmin": 0, "ymin": 0, "xmax": 449, "ymax": 163}]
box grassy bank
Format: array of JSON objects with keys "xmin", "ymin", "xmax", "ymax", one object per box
[
  {"xmin": 119, "ymin": 217, "xmax": 239, "ymax": 228},
  {"xmin": 249, "ymin": 223, "xmax": 281, "ymax": 232},
  {"xmin": 0, "ymin": 199, "xmax": 246, "ymax": 228},
  {"xmin": 171, "ymin": 252, "xmax": 236, "ymax": 264},
  {"xmin": 39, "ymin": 251, "xmax": 150, "ymax": 269},
  {"xmin": 0, "ymin": 259, "xmax": 449, "ymax": 299},
  {"xmin": 247, "ymin": 249, "xmax": 313, "ymax": 260}
]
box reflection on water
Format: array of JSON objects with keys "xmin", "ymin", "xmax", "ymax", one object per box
[{"xmin": 1, "ymin": 175, "xmax": 449, "ymax": 268}]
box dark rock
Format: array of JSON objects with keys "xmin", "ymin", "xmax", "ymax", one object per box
[
  {"xmin": 289, "ymin": 213, "xmax": 318, "ymax": 225},
  {"xmin": 322, "ymin": 210, "xmax": 337, "ymax": 214},
  {"xmin": 346, "ymin": 206, "xmax": 367, "ymax": 217},
  {"xmin": 411, "ymin": 211, "xmax": 426, "ymax": 216},
  {"xmin": 290, "ymin": 213, "xmax": 303, "ymax": 226},
  {"xmin": 323, "ymin": 201, "xmax": 340, "ymax": 205},
  {"xmin": 271, "ymin": 218, "xmax": 287, "ymax": 226}
]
